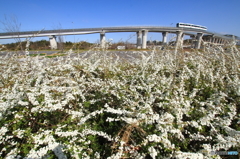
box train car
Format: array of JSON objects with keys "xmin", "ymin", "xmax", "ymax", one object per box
[{"xmin": 176, "ymin": 23, "xmax": 207, "ymax": 31}]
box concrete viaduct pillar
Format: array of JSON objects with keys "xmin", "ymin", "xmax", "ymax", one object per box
[
  {"xmin": 195, "ymin": 33, "xmax": 203, "ymax": 49},
  {"xmin": 214, "ymin": 38, "xmax": 218, "ymax": 44},
  {"xmin": 142, "ymin": 30, "xmax": 148, "ymax": 49},
  {"xmin": 180, "ymin": 33, "xmax": 185, "ymax": 47},
  {"xmin": 175, "ymin": 31, "xmax": 183, "ymax": 49},
  {"xmin": 162, "ymin": 32, "xmax": 168, "ymax": 45},
  {"xmin": 218, "ymin": 38, "xmax": 221, "ymax": 44},
  {"xmin": 210, "ymin": 36, "xmax": 214, "ymax": 43},
  {"xmin": 100, "ymin": 32, "xmax": 106, "ymax": 48},
  {"xmin": 212, "ymin": 38, "xmax": 215, "ymax": 44},
  {"xmin": 219, "ymin": 39, "xmax": 223, "ymax": 45},
  {"xmin": 219, "ymin": 39, "xmax": 223, "ymax": 44},
  {"xmin": 136, "ymin": 30, "xmax": 148, "ymax": 49},
  {"xmin": 190, "ymin": 35, "xmax": 196, "ymax": 48},
  {"xmin": 136, "ymin": 31, "xmax": 142, "ymax": 49},
  {"xmin": 49, "ymin": 35, "xmax": 57, "ymax": 50}
]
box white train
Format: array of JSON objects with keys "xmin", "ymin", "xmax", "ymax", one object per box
[{"xmin": 176, "ymin": 23, "xmax": 207, "ymax": 31}]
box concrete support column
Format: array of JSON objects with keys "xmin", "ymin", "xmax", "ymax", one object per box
[
  {"xmin": 162, "ymin": 32, "xmax": 168, "ymax": 45},
  {"xmin": 222, "ymin": 39, "xmax": 226, "ymax": 45},
  {"xmin": 219, "ymin": 39, "xmax": 223, "ymax": 45},
  {"xmin": 210, "ymin": 37, "xmax": 213, "ymax": 44},
  {"xmin": 136, "ymin": 31, "xmax": 142, "ymax": 49},
  {"xmin": 219, "ymin": 39, "xmax": 222, "ymax": 44},
  {"xmin": 211, "ymin": 38, "xmax": 215, "ymax": 44},
  {"xmin": 214, "ymin": 38, "xmax": 217, "ymax": 44},
  {"xmin": 190, "ymin": 35, "xmax": 196, "ymax": 48},
  {"xmin": 100, "ymin": 32, "xmax": 106, "ymax": 48},
  {"xmin": 208, "ymin": 37, "xmax": 211, "ymax": 43},
  {"xmin": 221, "ymin": 39, "xmax": 223, "ymax": 45},
  {"xmin": 221, "ymin": 40, "xmax": 224, "ymax": 45},
  {"xmin": 49, "ymin": 35, "xmax": 57, "ymax": 50},
  {"xmin": 221, "ymin": 39, "xmax": 224, "ymax": 44},
  {"xmin": 195, "ymin": 33, "xmax": 203, "ymax": 49},
  {"xmin": 180, "ymin": 33, "xmax": 185, "ymax": 47},
  {"xmin": 142, "ymin": 30, "xmax": 148, "ymax": 49},
  {"xmin": 175, "ymin": 31, "xmax": 183, "ymax": 49}
]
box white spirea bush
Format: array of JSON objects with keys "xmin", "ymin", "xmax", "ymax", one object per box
[{"xmin": 0, "ymin": 46, "xmax": 239, "ymax": 159}]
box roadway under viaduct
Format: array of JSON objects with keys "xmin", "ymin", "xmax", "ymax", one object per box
[{"xmin": 0, "ymin": 26, "xmax": 237, "ymax": 49}]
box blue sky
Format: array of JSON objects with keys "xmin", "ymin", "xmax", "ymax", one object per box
[{"xmin": 0, "ymin": 0, "xmax": 240, "ymax": 44}]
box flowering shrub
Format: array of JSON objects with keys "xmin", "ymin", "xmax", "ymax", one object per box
[{"xmin": 0, "ymin": 46, "xmax": 239, "ymax": 159}]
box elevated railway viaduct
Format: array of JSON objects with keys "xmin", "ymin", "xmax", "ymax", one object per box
[{"xmin": 0, "ymin": 26, "xmax": 237, "ymax": 49}]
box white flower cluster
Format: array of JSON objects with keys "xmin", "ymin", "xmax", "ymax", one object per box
[{"xmin": 0, "ymin": 46, "xmax": 239, "ymax": 158}]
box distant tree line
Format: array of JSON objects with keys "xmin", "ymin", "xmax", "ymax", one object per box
[
  {"xmin": 1, "ymin": 40, "xmax": 50, "ymax": 50},
  {"xmin": 1, "ymin": 40, "xmax": 95, "ymax": 51},
  {"xmin": 1, "ymin": 40, "xmax": 139, "ymax": 51},
  {"xmin": 1, "ymin": 39, "xmax": 199, "ymax": 51}
]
